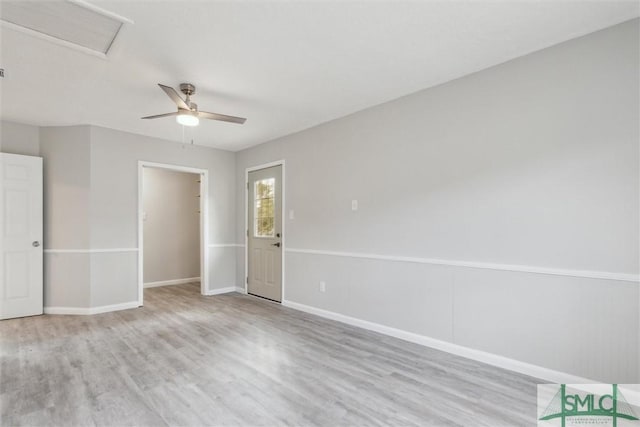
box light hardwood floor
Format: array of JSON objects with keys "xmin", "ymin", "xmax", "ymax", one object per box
[{"xmin": 1, "ymin": 283, "xmax": 541, "ymax": 426}]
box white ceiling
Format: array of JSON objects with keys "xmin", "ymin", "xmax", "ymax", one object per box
[{"xmin": 1, "ymin": 1, "xmax": 638, "ymax": 151}]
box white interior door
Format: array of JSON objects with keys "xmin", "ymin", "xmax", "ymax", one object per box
[
  {"xmin": 247, "ymin": 165, "xmax": 282, "ymax": 302},
  {"xmin": 0, "ymin": 153, "xmax": 43, "ymax": 320}
]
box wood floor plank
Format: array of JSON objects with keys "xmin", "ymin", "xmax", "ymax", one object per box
[{"xmin": 0, "ymin": 283, "xmax": 542, "ymax": 426}]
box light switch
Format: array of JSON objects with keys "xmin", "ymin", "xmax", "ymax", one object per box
[
  {"xmin": 289, "ymin": 209, "xmax": 295, "ymax": 220},
  {"xmin": 351, "ymin": 200, "xmax": 358, "ymax": 211}
]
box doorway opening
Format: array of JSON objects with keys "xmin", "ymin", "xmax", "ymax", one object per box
[
  {"xmin": 137, "ymin": 161, "xmax": 209, "ymax": 305},
  {"xmin": 245, "ymin": 161, "xmax": 285, "ymax": 303}
]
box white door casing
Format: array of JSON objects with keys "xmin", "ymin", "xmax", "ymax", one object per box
[
  {"xmin": 137, "ymin": 161, "xmax": 209, "ymax": 305},
  {"xmin": 247, "ymin": 165, "xmax": 283, "ymax": 302},
  {"xmin": 0, "ymin": 153, "xmax": 43, "ymax": 320}
]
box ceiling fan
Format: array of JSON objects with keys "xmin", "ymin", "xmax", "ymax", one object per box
[{"xmin": 142, "ymin": 83, "xmax": 246, "ymax": 127}]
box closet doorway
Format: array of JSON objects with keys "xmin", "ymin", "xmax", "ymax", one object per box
[{"xmin": 137, "ymin": 161, "xmax": 208, "ymax": 305}]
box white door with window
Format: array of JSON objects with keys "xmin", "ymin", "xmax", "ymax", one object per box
[
  {"xmin": 0, "ymin": 153, "xmax": 43, "ymax": 320},
  {"xmin": 247, "ymin": 165, "xmax": 282, "ymax": 302}
]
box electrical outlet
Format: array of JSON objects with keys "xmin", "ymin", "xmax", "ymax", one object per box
[{"xmin": 319, "ymin": 281, "xmax": 326, "ymax": 292}]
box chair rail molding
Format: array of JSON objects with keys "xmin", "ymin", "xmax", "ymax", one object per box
[
  {"xmin": 285, "ymin": 248, "xmax": 639, "ymax": 283},
  {"xmin": 44, "ymin": 248, "xmax": 139, "ymax": 253}
]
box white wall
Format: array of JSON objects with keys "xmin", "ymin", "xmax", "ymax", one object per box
[
  {"xmin": 39, "ymin": 126, "xmax": 91, "ymax": 308},
  {"xmin": 89, "ymin": 126, "xmax": 236, "ymax": 305},
  {"xmin": 0, "ymin": 121, "xmax": 40, "ymax": 156},
  {"xmin": 235, "ymin": 20, "xmax": 640, "ymax": 383},
  {"xmin": 38, "ymin": 125, "xmax": 236, "ymax": 310},
  {"xmin": 143, "ymin": 167, "xmax": 200, "ymax": 284},
  {"xmin": 1, "ymin": 123, "xmax": 94, "ymax": 309}
]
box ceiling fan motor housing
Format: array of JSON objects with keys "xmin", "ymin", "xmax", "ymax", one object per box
[{"xmin": 180, "ymin": 83, "xmax": 196, "ymax": 96}]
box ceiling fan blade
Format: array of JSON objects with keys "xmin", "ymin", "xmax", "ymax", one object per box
[
  {"xmin": 198, "ymin": 111, "xmax": 246, "ymax": 124},
  {"xmin": 141, "ymin": 112, "xmax": 179, "ymax": 119},
  {"xmin": 158, "ymin": 84, "xmax": 190, "ymax": 110}
]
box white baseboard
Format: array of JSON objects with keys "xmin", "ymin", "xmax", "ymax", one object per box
[
  {"xmin": 44, "ymin": 306, "xmax": 92, "ymax": 315},
  {"xmin": 144, "ymin": 277, "xmax": 200, "ymax": 288},
  {"xmin": 44, "ymin": 301, "xmax": 139, "ymax": 315},
  {"xmin": 204, "ymin": 286, "xmax": 245, "ymax": 296},
  {"xmin": 281, "ymin": 299, "xmax": 595, "ymax": 384}
]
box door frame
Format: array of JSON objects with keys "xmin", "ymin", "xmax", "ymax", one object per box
[
  {"xmin": 137, "ymin": 161, "xmax": 209, "ymax": 306},
  {"xmin": 244, "ymin": 160, "xmax": 285, "ymax": 302}
]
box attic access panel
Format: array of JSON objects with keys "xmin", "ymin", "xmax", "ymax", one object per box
[{"xmin": 0, "ymin": 0, "xmax": 130, "ymax": 56}]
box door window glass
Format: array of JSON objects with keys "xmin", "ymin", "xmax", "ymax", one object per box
[{"xmin": 254, "ymin": 178, "xmax": 275, "ymax": 237}]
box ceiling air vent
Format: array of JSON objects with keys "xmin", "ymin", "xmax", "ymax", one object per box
[{"xmin": 0, "ymin": 0, "xmax": 132, "ymax": 57}]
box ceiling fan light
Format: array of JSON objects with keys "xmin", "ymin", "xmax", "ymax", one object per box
[{"xmin": 176, "ymin": 113, "xmax": 199, "ymax": 126}]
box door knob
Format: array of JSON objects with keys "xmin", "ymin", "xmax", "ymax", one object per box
[
  {"xmin": 271, "ymin": 242, "xmax": 281, "ymax": 247},
  {"xmin": 32, "ymin": 241, "xmax": 40, "ymax": 247}
]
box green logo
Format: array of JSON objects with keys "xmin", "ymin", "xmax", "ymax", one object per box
[{"xmin": 539, "ymin": 384, "xmax": 638, "ymax": 427}]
